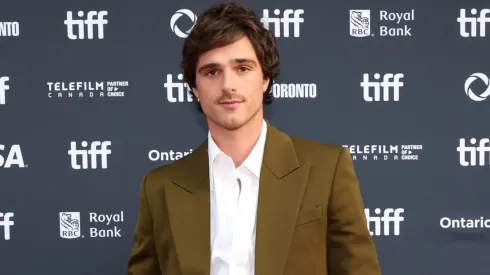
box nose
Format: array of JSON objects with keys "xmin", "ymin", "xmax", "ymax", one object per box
[{"xmin": 221, "ymin": 69, "xmax": 237, "ymax": 94}]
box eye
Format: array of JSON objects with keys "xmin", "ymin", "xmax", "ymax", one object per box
[
  {"xmin": 205, "ymin": 69, "xmax": 218, "ymax": 76},
  {"xmin": 238, "ymin": 66, "xmax": 250, "ymax": 72}
]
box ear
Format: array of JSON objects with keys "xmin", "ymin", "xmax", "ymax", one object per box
[
  {"xmin": 192, "ymin": 87, "xmax": 199, "ymax": 100},
  {"xmin": 262, "ymin": 77, "xmax": 270, "ymax": 93}
]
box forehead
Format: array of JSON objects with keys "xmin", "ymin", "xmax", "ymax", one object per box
[{"xmin": 196, "ymin": 36, "xmax": 259, "ymax": 66}]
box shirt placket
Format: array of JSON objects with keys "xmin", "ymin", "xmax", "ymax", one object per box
[
  {"xmin": 233, "ymin": 168, "xmax": 254, "ymax": 275},
  {"xmin": 213, "ymin": 157, "xmax": 239, "ymax": 275}
]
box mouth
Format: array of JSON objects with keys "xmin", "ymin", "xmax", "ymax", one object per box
[
  {"xmin": 219, "ymin": 100, "xmax": 242, "ymax": 108},
  {"xmin": 220, "ymin": 100, "xmax": 242, "ymax": 104}
]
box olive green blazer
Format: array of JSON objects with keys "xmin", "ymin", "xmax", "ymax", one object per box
[{"xmin": 127, "ymin": 120, "xmax": 381, "ymax": 275}]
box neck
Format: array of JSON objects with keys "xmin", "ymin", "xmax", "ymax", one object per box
[{"xmin": 208, "ymin": 111, "xmax": 264, "ymax": 168}]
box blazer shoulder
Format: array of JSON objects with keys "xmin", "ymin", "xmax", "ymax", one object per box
[
  {"xmin": 142, "ymin": 142, "xmax": 208, "ymax": 190},
  {"xmin": 145, "ymin": 163, "xmax": 171, "ymax": 179},
  {"xmin": 289, "ymin": 135, "xmax": 345, "ymax": 163},
  {"xmin": 143, "ymin": 153, "xmax": 192, "ymax": 183}
]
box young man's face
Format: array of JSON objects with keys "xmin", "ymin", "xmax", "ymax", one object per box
[{"xmin": 192, "ymin": 36, "xmax": 270, "ymax": 131}]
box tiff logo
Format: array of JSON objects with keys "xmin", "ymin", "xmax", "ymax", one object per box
[
  {"xmin": 457, "ymin": 138, "xmax": 490, "ymax": 166},
  {"xmin": 458, "ymin": 9, "xmax": 490, "ymax": 37},
  {"xmin": 365, "ymin": 208, "xmax": 404, "ymax": 236},
  {"xmin": 68, "ymin": 141, "xmax": 111, "ymax": 169},
  {"xmin": 164, "ymin": 74, "xmax": 193, "ymax": 103},
  {"xmin": 261, "ymin": 9, "xmax": 304, "ymax": 37},
  {"xmin": 64, "ymin": 11, "xmax": 108, "ymax": 40},
  {"xmin": 0, "ymin": 212, "xmax": 14, "ymax": 240},
  {"xmin": 361, "ymin": 73, "xmax": 404, "ymax": 102},
  {"xmin": 0, "ymin": 76, "xmax": 9, "ymax": 105}
]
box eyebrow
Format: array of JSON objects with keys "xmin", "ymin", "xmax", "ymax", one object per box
[{"xmin": 197, "ymin": 58, "xmax": 258, "ymax": 73}]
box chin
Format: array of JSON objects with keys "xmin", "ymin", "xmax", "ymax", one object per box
[
  {"xmin": 205, "ymin": 105, "xmax": 260, "ymax": 131},
  {"xmin": 209, "ymin": 113, "xmax": 249, "ymax": 130},
  {"xmin": 220, "ymin": 116, "xmax": 247, "ymax": 130}
]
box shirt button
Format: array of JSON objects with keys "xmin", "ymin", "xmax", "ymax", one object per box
[{"xmin": 237, "ymin": 178, "xmax": 242, "ymax": 196}]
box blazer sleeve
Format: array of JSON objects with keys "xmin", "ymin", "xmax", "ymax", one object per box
[
  {"xmin": 127, "ymin": 173, "xmax": 161, "ymax": 275},
  {"xmin": 326, "ymin": 147, "xmax": 381, "ymax": 275}
]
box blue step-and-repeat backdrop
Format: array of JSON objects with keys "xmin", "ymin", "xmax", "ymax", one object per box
[{"xmin": 1, "ymin": 0, "xmax": 489, "ymax": 274}]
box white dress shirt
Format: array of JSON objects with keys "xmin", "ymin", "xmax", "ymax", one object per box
[{"xmin": 208, "ymin": 119, "xmax": 267, "ymax": 275}]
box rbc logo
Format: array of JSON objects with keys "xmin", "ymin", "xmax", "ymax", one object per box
[
  {"xmin": 350, "ymin": 10, "xmax": 371, "ymax": 37},
  {"xmin": 60, "ymin": 212, "xmax": 81, "ymax": 239}
]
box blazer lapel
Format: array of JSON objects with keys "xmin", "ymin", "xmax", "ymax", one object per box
[
  {"xmin": 164, "ymin": 139, "xmax": 211, "ymax": 274},
  {"xmin": 255, "ymin": 121, "xmax": 311, "ymax": 275}
]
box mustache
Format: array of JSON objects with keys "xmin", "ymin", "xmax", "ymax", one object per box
[{"xmin": 215, "ymin": 93, "xmax": 246, "ymax": 103}]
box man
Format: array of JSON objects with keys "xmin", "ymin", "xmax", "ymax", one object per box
[{"xmin": 127, "ymin": 2, "xmax": 381, "ymax": 275}]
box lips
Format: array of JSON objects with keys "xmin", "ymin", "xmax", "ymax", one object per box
[{"xmin": 220, "ymin": 100, "xmax": 242, "ymax": 105}]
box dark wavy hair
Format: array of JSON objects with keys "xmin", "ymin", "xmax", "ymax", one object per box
[{"xmin": 180, "ymin": 2, "xmax": 280, "ymax": 112}]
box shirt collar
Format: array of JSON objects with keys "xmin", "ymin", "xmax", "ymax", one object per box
[
  {"xmin": 208, "ymin": 119, "xmax": 268, "ymax": 187},
  {"xmin": 241, "ymin": 119, "xmax": 267, "ymax": 177}
]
